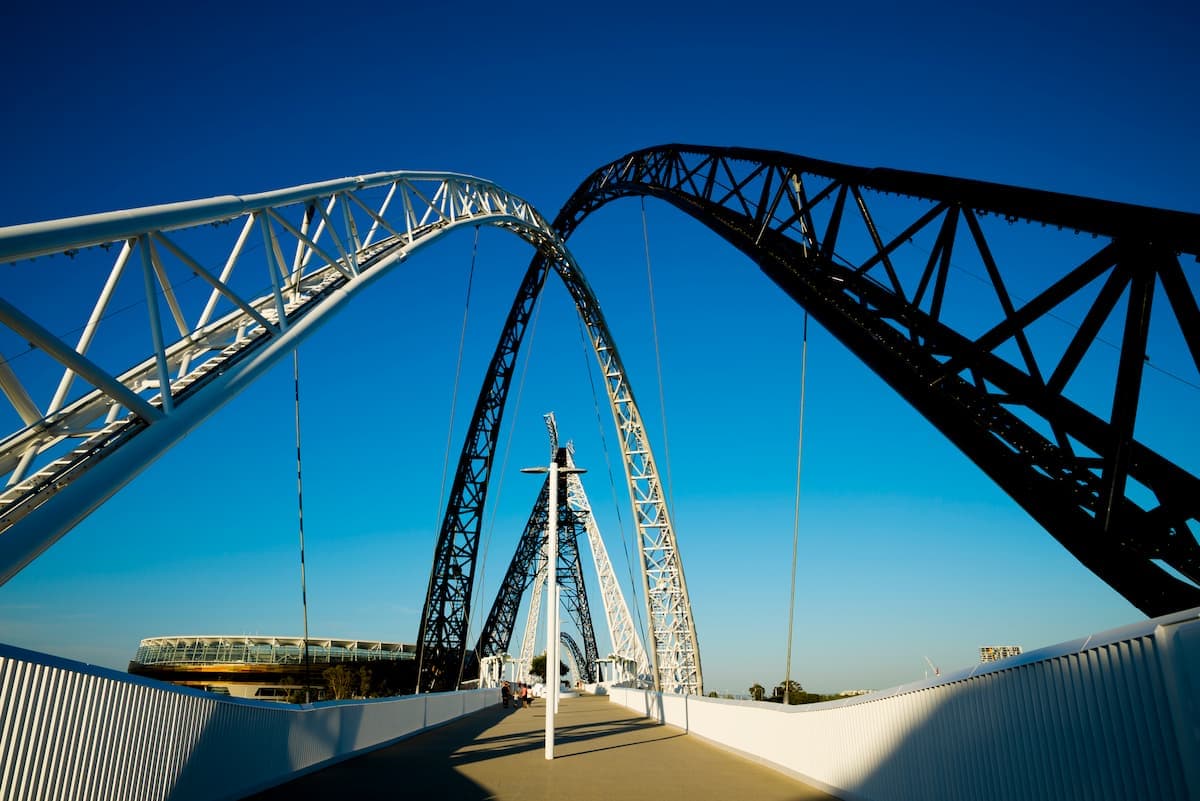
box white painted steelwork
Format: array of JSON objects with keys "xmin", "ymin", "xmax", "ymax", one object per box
[
  {"xmin": 0, "ymin": 642, "xmax": 496, "ymax": 801},
  {"xmin": 517, "ymin": 544, "xmax": 547, "ymax": 684},
  {"xmin": 0, "ymin": 173, "xmax": 562, "ymax": 587},
  {"xmin": 569, "ymin": 292, "xmax": 704, "ymax": 693},
  {"xmin": 541, "ymin": 460, "xmax": 560, "ymax": 760},
  {"xmin": 478, "ymin": 654, "xmax": 505, "ymax": 687},
  {"xmin": 521, "ymin": 457, "xmax": 584, "ymax": 759},
  {"xmin": 608, "ymin": 607, "xmax": 1200, "ymax": 801},
  {"xmin": 1, "ymin": 170, "xmax": 705, "ymax": 697},
  {"xmin": 563, "ymin": 446, "xmax": 652, "ymax": 682},
  {"xmin": 132, "ymin": 634, "xmax": 415, "ymax": 666}
]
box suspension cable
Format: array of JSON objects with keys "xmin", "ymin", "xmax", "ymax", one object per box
[
  {"xmin": 639, "ymin": 198, "xmax": 677, "ymax": 515},
  {"xmin": 463, "ymin": 262, "xmax": 548, "ymax": 681},
  {"xmin": 293, "ymin": 349, "xmax": 312, "ymax": 703},
  {"xmin": 783, "ymin": 311, "xmax": 809, "ymax": 705},
  {"xmin": 480, "ymin": 286, "xmax": 546, "ymax": 569},
  {"xmin": 434, "ymin": 227, "xmax": 479, "ymax": 536},
  {"xmin": 424, "ymin": 227, "xmax": 479, "ymax": 690}
]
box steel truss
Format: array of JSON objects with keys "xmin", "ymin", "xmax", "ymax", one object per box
[
  {"xmin": 555, "ymin": 144, "xmax": 1200, "ymax": 617},
  {"xmin": 0, "ymin": 172, "xmax": 574, "ymax": 588},
  {"xmin": 560, "ymin": 631, "xmax": 586, "ymax": 683},
  {"xmin": 563, "ymin": 446, "xmax": 653, "ymax": 681},
  {"xmin": 473, "ymin": 473, "xmax": 553, "ymax": 669},
  {"xmin": 555, "ymin": 496, "xmax": 598, "ymax": 683},
  {"xmin": 473, "ymin": 413, "xmax": 649, "ymax": 685},
  {"xmin": 517, "ymin": 547, "xmax": 546, "ymax": 684},
  {"xmin": 425, "ymin": 214, "xmax": 703, "ymax": 695},
  {"xmin": 472, "ymin": 444, "xmax": 600, "ymax": 683}
]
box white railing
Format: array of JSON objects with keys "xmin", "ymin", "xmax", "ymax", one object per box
[
  {"xmin": 0, "ymin": 642, "xmax": 498, "ymax": 801},
  {"xmin": 609, "ymin": 606, "xmax": 1200, "ymax": 801}
]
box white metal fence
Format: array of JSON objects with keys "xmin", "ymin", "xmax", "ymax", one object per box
[
  {"xmin": 0, "ymin": 643, "xmax": 497, "ymax": 800},
  {"xmin": 5, "ymin": 610, "xmax": 1198, "ymax": 800},
  {"xmin": 610, "ymin": 607, "xmax": 1200, "ymax": 801}
]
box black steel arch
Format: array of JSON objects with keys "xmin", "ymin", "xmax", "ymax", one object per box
[
  {"xmin": 553, "ymin": 451, "xmax": 601, "ymax": 683},
  {"xmin": 414, "ymin": 225, "xmax": 562, "ymax": 693},
  {"xmin": 414, "ymin": 222, "xmax": 666, "ymax": 692},
  {"xmin": 560, "ymin": 632, "xmax": 587, "ymax": 683},
  {"xmin": 553, "ymin": 144, "xmax": 1200, "ymax": 617},
  {"xmin": 471, "ymin": 477, "xmax": 553, "ymax": 663},
  {"xmin": 472, "ymin": 447, "xmax": 600, "ymax": 683}
]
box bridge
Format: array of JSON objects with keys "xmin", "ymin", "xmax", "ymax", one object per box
[{"xmin": 0, "ymin": 145, "xmax": 1197, "ymax": 800}]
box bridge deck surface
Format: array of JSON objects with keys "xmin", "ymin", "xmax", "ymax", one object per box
[{"xmin": 246, "ymin": 693, "xmax": 838, "ymax": 800}]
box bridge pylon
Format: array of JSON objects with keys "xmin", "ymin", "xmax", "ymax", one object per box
[{"xmin": 472, "ymin": 414, "xmax": 650, "ymax": 686}]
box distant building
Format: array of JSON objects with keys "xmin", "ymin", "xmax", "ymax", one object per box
[
  {"xmin": 979, "ymin": 645, "xmax": 1022, "ymax": 663},
  {"xmin": 128, "ymin": 635, "xmax": 416, "ymax": 701}
]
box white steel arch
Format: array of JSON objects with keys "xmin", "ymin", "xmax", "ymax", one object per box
[
  {"xmin": 518, "ymin": 550, "xmax": 546, "ymax": 685},
  {"xmin": 0, "ymin": 173, "xmax": 563, "ymax": 585},
  {"xmin": 0, "ymin": 169, "xmax": 704, "ymax": 695},
  {"xmin": 563, "ymin": 445, "xmax": 652, "ymax": 681}
]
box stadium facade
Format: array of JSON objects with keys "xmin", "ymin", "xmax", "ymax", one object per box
[
  {"xmin": 128, "ymin": 635, "xmax": 417, "ymax": 701},
  {"xmin": 979, "ymin": 645, "xmax": 1024, "ymax": 663}
]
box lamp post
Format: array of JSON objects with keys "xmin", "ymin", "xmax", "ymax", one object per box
[{"xmin": 522, "ymin": 458, "xmax": 585, "ymax": 760}]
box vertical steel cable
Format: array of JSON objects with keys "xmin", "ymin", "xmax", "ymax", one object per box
[
  {"xmin": 464, "ymin": 281, "xmax": 547, "ymax": 683},
  {"xmin": 435, "ymin": 226, "xmax": 479, "ymax": 537},
  {"xmin": 435, "ymin": 227, "xmax": 479, "ymax": 688},
  {"xmin": 783, "ymin": 311, "xmax": 809, "ymax": 705},
  {"xmin": 639, "ymin": 198, "xmax": 677, "ymax": 514},
  {"xmin": 417, "ymin": 228, "xmax": 479, "ymax": 691},
  {"xmin": 477, "ymin": 287, "xmax": 546, "ymax": 612},
  {"xmin": 293, "ymin": 349, "xmax": 312, "ymax": 702}
]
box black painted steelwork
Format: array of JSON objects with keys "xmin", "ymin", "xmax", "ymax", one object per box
[
  {"xmin": 554, "ymin": 455, "xmax": 601, "ymax": 683},
  {"xmin": 414, "ymin": 210, "xmax": 658, "ymax": 691},
  {"xmin": 471, "ymin": 447, "xmax": 599, "ymax": 683},
  {"xmin": 417, "ymin": 144, "xmax": 1200, "ymax": 691},
  {"xmin": 471, "ymin": 479, "xmax": 551, "ymax": 669},
  {"xmin": 413, "ymin": 233, "xmax": 556, "ymax": 693},
  {"xmin": 555, "ymin": 145, "xmax": 1200, "ymax": 616},
  {"xmin": 560, "ymin": 632, "xmax": 587, "ymax": 683}
]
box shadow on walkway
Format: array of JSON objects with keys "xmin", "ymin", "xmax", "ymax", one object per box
[{"xmin": 244, "ymin": 694, "xmax": 838, "ymax": 801}]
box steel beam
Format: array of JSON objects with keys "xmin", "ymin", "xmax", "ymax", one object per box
[{"xmin": 551, "ymin": 144, "xmax": 1200, "ymax": 616}]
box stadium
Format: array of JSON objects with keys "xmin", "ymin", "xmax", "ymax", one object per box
[{"xmin": 128, "ymin": 635, "xmax": 417, "ymax": 701}]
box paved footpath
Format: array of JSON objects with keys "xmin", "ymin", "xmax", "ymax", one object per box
[{"xmin": 246, "ymin": 694, "xmax": 841, "ymax": 800}]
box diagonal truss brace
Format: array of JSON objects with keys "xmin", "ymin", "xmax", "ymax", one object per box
[
  {"xmin": 418, "ymin": 213, "xmax": 703, "ymax": 695},
  {"xmin": 556, "ymin": 144, "xmax": 1200, "ymax": 616},
  {"xmin": 517, "ymin": 544, "xmax": 547, "ymax": 685},
  {"xmin": 471, "ymin": 443, "xmax": 601, "ymax": 683},
  {"xmin": 0, "ymin": 172, "xmax": 566, "ymax": 587},
  {"xmin": 563, "ymin": 445, "xmax": 652, "ymax": 681}
]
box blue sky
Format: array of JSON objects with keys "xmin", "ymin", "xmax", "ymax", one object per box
[{"xmin": 1, "ymin": 1, "xmax": 1197, "ymax": 695}]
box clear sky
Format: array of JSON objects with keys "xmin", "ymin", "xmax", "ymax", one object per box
[{"xmin": 1, "ymin": 0, "xmax": 1197, "ymax": 696}]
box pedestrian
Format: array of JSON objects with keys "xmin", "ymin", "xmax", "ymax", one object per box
[
  {"xmin": 520, "ymin": 683, "xmax": 531, "ymax": 708},
  {"xmin": 501, "ymin": 681, "xmax": 511, "ymax": 708}
]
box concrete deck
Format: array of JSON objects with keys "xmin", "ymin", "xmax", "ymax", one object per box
[{"xmin": 245, "ymin": 694, "xmax": 840, "ymax": 800}]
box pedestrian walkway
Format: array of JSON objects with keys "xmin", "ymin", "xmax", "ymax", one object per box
[{"xmin": 246, "ymin": 693, "xmax": 840, "ymax": 800}]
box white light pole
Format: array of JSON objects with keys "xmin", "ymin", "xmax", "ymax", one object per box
[{"xmin": 522, "ymin": 458, "xmax": 585, "ymax": 761}]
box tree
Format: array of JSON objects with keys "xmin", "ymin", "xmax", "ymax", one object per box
[
  {"xmin": 749, "ymin": 683, "xmax": 766, "ymax": 702},
  {"xmin": 771, "ymin": 679, "xmax": 805, "ymax": 705},
  {"xmin": 324, "ymin": 665, "xmax": 360, "ymax": 699},
  {"xmin": 766, "ymin": 679, "xmax": 840, "ymax": 705},
  {"xmin": 529, "ymin": 652, "xmax": 568, "ymax": 682}
]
